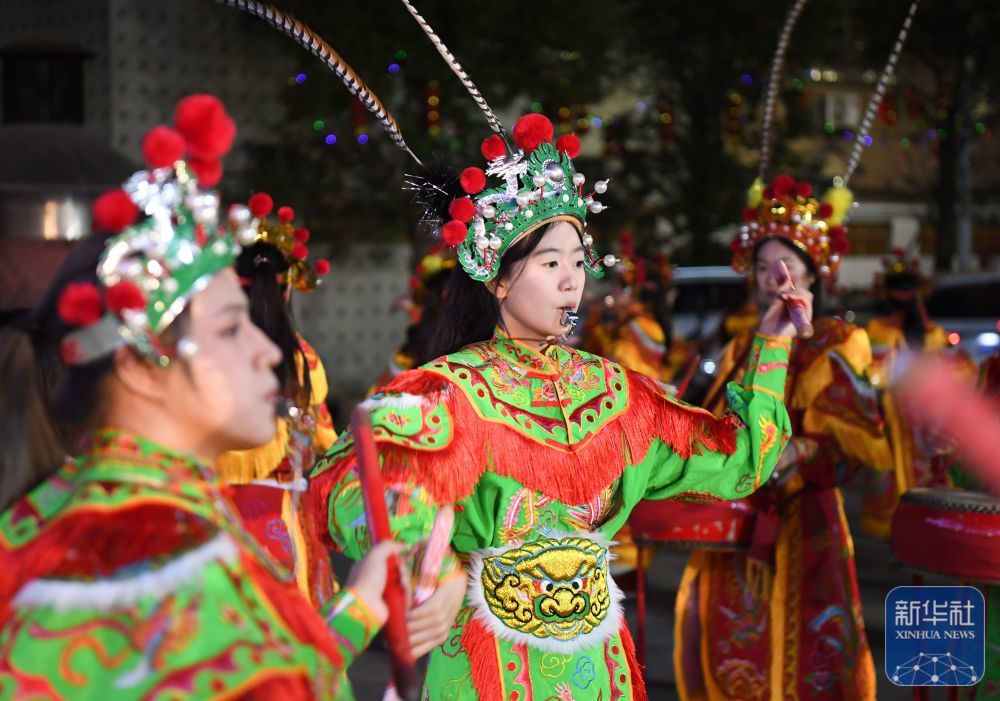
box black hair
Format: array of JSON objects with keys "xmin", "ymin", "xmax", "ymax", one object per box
[
  {"xmin": 235, "ymin": 242, "xmax": 310, "ymax": 407},
  {"xmin": 404, "ymin": 266, "xmax": 456, "ymax": 367},
  {"xmin": 425, "ymin": 225, "xmax": 555, "ymax": 359},
  {"xmin": 883, "ymin": 272, "xmax": 927, "ymax": 350},
  {"xmin": 1, "ymin": 234, "xmax": 114, "ymax": 509},
  {"xmin": 751, "ymin": 236, "xmax": 826, "ymax": 317}
]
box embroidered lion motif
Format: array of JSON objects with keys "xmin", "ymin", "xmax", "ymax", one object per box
[{"xmin": 479, "ymin": 537, "xmax": 613, "ymax": 645}]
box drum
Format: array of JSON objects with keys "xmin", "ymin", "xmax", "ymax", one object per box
[
  {"xmin": 628, "ymin": 498, "xmax": 754, "ymax": 551},
  {"xmin": 890, "ymin": 487, "xmax": 1000, "ymax": 584}
]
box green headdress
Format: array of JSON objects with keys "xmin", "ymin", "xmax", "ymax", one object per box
[
  {"xmin": 59, "ymin": 95, "xmax": 243, "ymax": 367},
  {"xmin": 439, "ymin": 113, "xmax": 615, "ymax": 282}
]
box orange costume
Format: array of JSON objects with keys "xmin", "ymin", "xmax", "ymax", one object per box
[
  {"xmin": 675, "ymin": 174, "xmax": 892, "ymax": 701},
  {"xmin": 217, "ymin": 336, "xmax": 338, "ymax": 607}
]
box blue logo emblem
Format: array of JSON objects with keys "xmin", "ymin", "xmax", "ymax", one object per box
[{"xmin": 885, "ymin": 586, "xmax": 985, "ymax": 686}]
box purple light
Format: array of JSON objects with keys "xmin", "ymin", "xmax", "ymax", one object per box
[
  {"xmin": 325, "ymin": 134, "xmax": 337, "ymax": 145},
  {"xmin": 388, "ymin": 63, "xmax": 400, "ymax": 74},
  {"xmin": 357, "ymin": 134, "xmax": 369, "ymax": 144},
  {"xmin": 741, "ymin": 73, "xmax": 752, "ymax": 85},
  {"xmin": 295, "ymin": 73, "xmax": 307, "ymax": 84},
  {"xmin": 862, "ymin": 135, "xmax": 873, "ymax": 147},
  {"xmin": 843, "ymin": 130, "xmax": 854, "ymax": 141},
  {"xmin": 635, "ymin": 101, "xmax": 647, "ymax": 112}
]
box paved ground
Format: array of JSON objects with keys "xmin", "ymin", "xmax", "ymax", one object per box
[{"xmin": 339, "ymin": 482, "xmax": 954, "ymax": 699}]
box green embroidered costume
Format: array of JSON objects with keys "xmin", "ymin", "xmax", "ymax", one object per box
[
  {"xmin": 311, "ymin": 329, "xmax": 792, "ymax": 700},
  {"xmin": 0, "ymin": 430, "xmax": 377, "ymax": 700}
]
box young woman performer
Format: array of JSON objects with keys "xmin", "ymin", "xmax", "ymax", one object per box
[
  {"xmin": 674, "ymin": 174, "xmax": 893, "ymax": 701},
  {"xmin": 0, "ymin": 96, "xmax": 396, "ymax": 700},
  {"xmin": 310, "ymin": 112, "xmax": 809, "ymax": 700}
]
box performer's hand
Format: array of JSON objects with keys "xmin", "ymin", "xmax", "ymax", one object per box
[
  {"xmin": 406, "ymin": 571, "xmax": 467, "ymax": 658},
  {"xmin": 758, "ymin": 275, "xmax": 813, "ymax": 338},
  {"xmin": 346, "ymin": 540, "xmax": 406, "ymax": 626}
]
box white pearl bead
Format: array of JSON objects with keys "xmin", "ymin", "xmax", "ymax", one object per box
[
  {"xmin": 594, "ymin": 180, "xmax": 608, "ymax": 194},
  {"xmin": 572, "ymin": 173, "xmax": 585, "ymax": 187}
]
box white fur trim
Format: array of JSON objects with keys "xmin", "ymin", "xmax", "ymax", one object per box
[
  {"xmin": 359, "ymin": 392, "xmax": 427, "ymax": 412},
  {"xmin": 12, "ymin": 534, "xmax": 239, "ymax": 612},
  {"xmin": 249, "ymin": 477, "xmax": 308, "ymax": 492},
  {"xmin": 466, "ymin": 532, "xmax": 625, "ymax": 655}
]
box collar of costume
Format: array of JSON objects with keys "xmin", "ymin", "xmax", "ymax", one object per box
[{"xmin": 315, "ymin": 331, "xmax": 737, "ymax": 507}]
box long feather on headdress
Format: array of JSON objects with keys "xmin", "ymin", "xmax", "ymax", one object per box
[
  {"xmin": 217, "ymin": 0, "xmax": 422, "ymax": 165},
  {"xmin": 398, "ymin": 0, "xmax": 510, "ymax": 149}
]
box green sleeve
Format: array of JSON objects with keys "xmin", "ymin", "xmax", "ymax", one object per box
[
  {"xmin": 321, "ymin": 587, "xmax": 381, "ymax": 668},
  {"xmin": 638, "ymin": 333, "xmax": 792, "ymax": 502},
  {"xmin": 321, "ymin": 461, "xmax": 442, "ymax": 560}
]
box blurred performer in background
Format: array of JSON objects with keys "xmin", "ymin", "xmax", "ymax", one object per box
[
  {"xmin": 675, "ymin": 174, "xmax": 893, "ymax": 701},
  {"xmin": 216, "ymin": 192, "xmax": 339, "ymax": 608},
  {"xmin": 861, "ymin": 249, "xmax": 976, "ymax": 537}
]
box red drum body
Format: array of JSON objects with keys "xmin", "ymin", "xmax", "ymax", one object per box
[
  {"xmin": 628, "ymin": 498, "xmax": 754, "ymax": 550},
  {"xmin": 890, "ymin": 487, "xmax": 1000, "ymax": 584}
]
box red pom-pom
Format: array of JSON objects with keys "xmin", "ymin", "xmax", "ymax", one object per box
[
  {"xmin": 795, "ymin": 182, "xmax": 813, "ymax": 198},
  {"xmin": 58, "ymin": 282, "xmax": 103, "ymax": 327},
  {"xmin": 248, "ymin": 193, "xmax": 273, "ymax": 218},
  {"xmin": 480, "ymin": 135, "xmax": 507, "ymax": 161},
  {"xmin": 448, "ymin": 197, "xmax": 476, "ymax": 223},
  {"xmin": 277, "ymin": 206, "xmax": 295, "ymax": 222},
  {"xmin": 556, "ymin": 133, "xmax": 581, "ymax": 158},
  {"xmin": 174, "ymin": 94, "xmax": 236, "ymax": 160},
  {"xmin": 441, "ymin": 220, "xmax": 468, "ymax": 246},
  {"xmin": 741, "ymin": 206, "xmax": 758, "ymax": 223},
  {"xmin": 291, "ymin": 243, "xmax": 309, "ymax": 261},
  {"xmin": 314, "ymin": 259, "xmax": 330, "ymax": 276},
  {"xmin": 512, "ymin": 114, "xmax": 554, "ymax": 152},
  {"xmin": 459, "ymin": 167, "xmax": 486, "ymax": 195},
  {"xmin": 141, "ymin": 126, "xmax": 185, "ymax": 169},
  {"xmin": 818, "ymin": 202, "xmax": 834, "ymax": 219},
  {"xmin": 91, "ymin": 189, "xmax": 138, "ymax": 232},
  {"xmin": 829, "ymin": 225, "xmax": 850, "ymax": 254},
  {"xmin": 763, "ymin": 187, "xmax": 775, "ymax": 200},
  {"xmin": 293, "ymin": 227, "xmax": 310, "ymax": 243},
  {"xmin": 188, "ymin": 157, "xmax": 222, "ymax": 187},
  {"xmin": 105, "ymin": 280, "xmax": 146, "ymax": 314},
  {"xmin": 772, "ymin": 174, "xmax": 796, "ymax": 197}
]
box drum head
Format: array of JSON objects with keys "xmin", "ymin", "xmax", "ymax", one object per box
[{"xmin": 900, "ymin": 487, "xmax": 1000, "ymax": 514}]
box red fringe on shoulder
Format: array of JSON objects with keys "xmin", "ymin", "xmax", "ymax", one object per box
[{"xmin": 316, "ymin": 367, "xmax": 737, "ymax": 510}]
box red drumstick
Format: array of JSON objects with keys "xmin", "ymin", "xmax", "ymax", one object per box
[
  {"xmin": 894, "ymin": 356, "xmax": 1000, "ymax": 496},
  {"xmin": 351, "ymin": 408, "xmax": 418, "ymax": 701},
  {"xmin": 772, "ymin": 259, "xmax": 814, "ymax": 338}
]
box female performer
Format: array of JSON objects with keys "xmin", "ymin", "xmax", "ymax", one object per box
[
  {"xmin": 0, "ymin": 96, "xmax": 396, "ymax": 699},
  {"xmin": 674, "ymin": 174, "xmax": 892, "ymax": 701},
  {"xmin": 310, "ymin": 114, "xmax": 807, "ymax": 700}
]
